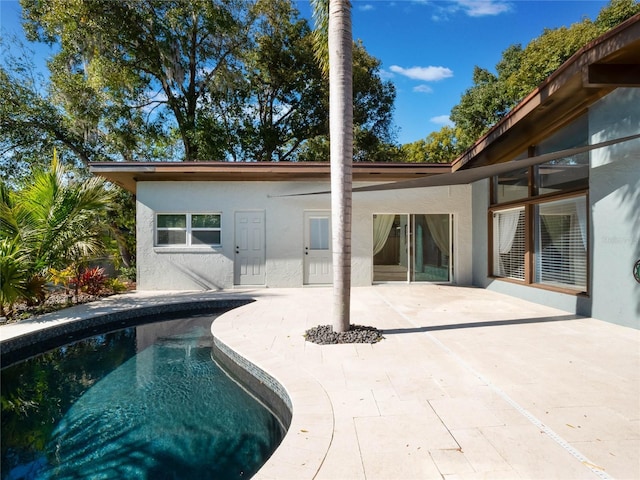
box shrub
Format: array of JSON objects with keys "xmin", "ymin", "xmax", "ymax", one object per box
[
  {"xmin": 77, "ymin": 267, "xmax": 107, "ymax": 296},
  {"xmin": 0, "ymin": 240, "xmax": 46, "ymax": 315},
  {"xmin": 106, "ymin": 277, "xmax": 128, "ymax": 294},
  {"xmin": 118, "ymin": 265, "xmax": 136, "ymax": 281}
]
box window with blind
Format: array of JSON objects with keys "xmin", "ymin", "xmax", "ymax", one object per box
[
  {"xmin": 491, "ymin": 195, "xmax": 587, "ymax": 291},
  {"xmin": 489, "ymin": 113, "xmax": 589, "ymax": 293},
  {"xmin": 493, "ymin": 208, "xmax": 526, "ymax": 281},
  {"xmin": 535, "ymin": 197, "xmax": 587, "ymax": 290}
]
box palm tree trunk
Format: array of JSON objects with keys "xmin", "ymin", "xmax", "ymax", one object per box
[{"xmin": 328, "ymin": 0, "xmax": 352, "ymax": 333}]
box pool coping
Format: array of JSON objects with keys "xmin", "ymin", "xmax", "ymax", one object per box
[
  {"xmin": 0, "ymin": 297, "xmax": 251, "ymax": 364},
  {"xmin": 210, "ymin": 301, "xmax": 334, "ymax": 480}
]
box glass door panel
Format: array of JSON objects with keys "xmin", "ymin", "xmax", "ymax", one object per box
[
  {"xmin": 373, "ymin": 214, "xmax": 452, "ymax": 283},
  {"xmin": 412, "ymin": 214, "xmax": 450, "ymax": 282},
  {"xmin": 373, "ymin": 215, "xmax": 408, "ymax": 282}
]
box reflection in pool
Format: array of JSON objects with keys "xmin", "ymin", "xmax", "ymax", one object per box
[{"xmin": 1, "ymin": 314, "xmax": 284, "ymax": 479}]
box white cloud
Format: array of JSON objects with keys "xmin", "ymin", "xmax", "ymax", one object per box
[
  {"xmin": 359, "ymin": 4, "xmax": 375, "ymax": 11},
  {"xmin": 455, "ymin": 0, "xmax": 511, "ymax": 17},
  {"xmin": 413, "ymin": 84, "xmax": 433, "ymax": 94},
  {"xmin": 389, "ymin": 65, "xmax": 453, "ymax": 82},
  {"xmin": 431, "ymin": 115, "xmax": 454, "ymax": 126},
  {"xmin": 379, "ymin": 69, "xmax": 396, "ymax": 80},
  {"xmin": 428, "ymin": 0, "xmax": 511, "ymax": 20}
]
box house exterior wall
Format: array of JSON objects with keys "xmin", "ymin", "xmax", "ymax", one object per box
[
  {"xmin": 470, "ymin": 88, "xmax": 639, "ymax": 327},
  {"xmin": 589, "ymin": 88, "xmax": 640, "ymax": 328},
  {"xmin": 470, "ymin": 180, "xmax": 590, "ymax": 315},
  {"xmin": 136, "ymin": 181, "xmax": 473, "ymax": 290}
]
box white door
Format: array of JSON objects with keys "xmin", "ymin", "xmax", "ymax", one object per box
[
  {"xmin": 304, "ymin": 211, "xmax": 332, "ymax": 285},
  {"xmin": 234, "ymin": 211, "xmax": 265, "ymax": 285}
]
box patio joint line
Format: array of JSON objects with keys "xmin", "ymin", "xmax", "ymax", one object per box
[
  {"xmin": 351, "ymin": 416, "xmax": 369, "ymax": 480},
  {"xmin": 374, "ymin": 291, "xmax": 613, "ymax": 480}
]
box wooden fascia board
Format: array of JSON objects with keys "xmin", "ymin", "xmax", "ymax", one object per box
[{"xmin": 90, "ymin": 162, "xmax": 452, "ymax": 194}]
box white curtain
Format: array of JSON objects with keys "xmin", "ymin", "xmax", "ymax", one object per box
[
  {"xmin": 425, "ymin": 215, "xmax": 449, "ymax": 254},
  {"xmin": 575, "ymin": 197, "xmax": 587, "ymax": 249},
  {"xmin": 372, "ymin": 215, "xmax": 395, "ymax": 256},
  {"xmin": 497, "ymin": 209, "xmax": 521, "ymax": 254}
]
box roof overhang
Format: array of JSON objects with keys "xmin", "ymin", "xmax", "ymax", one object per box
[
  {"xmin": 89, "ymin": 161, "xmax": 451, "ymax": 194},
  {"xmin": 452, "ymin": 14, "xmax": 640, "ymax": 171}
]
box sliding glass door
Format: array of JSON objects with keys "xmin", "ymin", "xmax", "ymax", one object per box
[{"xmin": 373, "ymin": 214, "xmax": 452, "ymax": 283}]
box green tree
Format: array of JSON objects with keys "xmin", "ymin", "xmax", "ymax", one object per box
[
  {"xmin": 22, "ymin": 0, "xmax": 252, "ymax": 162},
  {"xmin": 241, "ymin": 3, "xmax": 397, "ymax": 163},
  {"xmin": 594, "ymin": 0, "xmax": 640, "ymax": 30},
  {"xmin": 449, "ymin": 0, "xmax": 639, "ymax": 150},
  {"xmin": 509, "ymin": 21, "xmax": 601, "ymax": 101},
  {"xmin": 450, "ymin": 65, "xmax": 514, "ymax": 149},
  {"xmin": 105, "ymin": 188, "xmax": 136, "ymax": 271},
  {"xmin": 352, "ymin": 40, "xmax": 398, "ymax": 162},
  {"xmin": 0, "ymin": 38, "xmax": 99, "ymax": 183},
  {"xmin": 401, "ymin": 126, "xmax": 461, "ymax": 163},
  {"xmin": 291, "ymin": 39, "xmax": 400, "ymax": 163},
  {"xmin": 18, "ymin": 0, "xmax": 396, "ymax": 163},
  {"xmin": 0, "ymin": 156, "xmax": 115, "ymax": 314},
  {"xmin": 240, "ymin": 0, "xmax": 326, "ymax": 162}
]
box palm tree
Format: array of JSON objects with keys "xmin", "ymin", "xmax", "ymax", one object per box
[
  {"xmin": 311, "ymin": 0, "xmax": 353, "ymax": 333},
  {"xmin": 0, "ymin": 155, "xmax": 115, "ymax": 314}
]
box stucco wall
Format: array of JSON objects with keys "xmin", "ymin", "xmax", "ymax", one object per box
[
  {"xmin": 469, "ymin": 88, "xmax": 639, "ymax": 326},
  {"xmin": 589, "ymin": 88, "xmax": 640, "ymax": 328},
  {"xmin": 471, "ymin": 179, "xmax": 489, "ymax": 287},
  {"xmin": 136, "ymin": 181, "xmax": 473, "ymax": 290}
]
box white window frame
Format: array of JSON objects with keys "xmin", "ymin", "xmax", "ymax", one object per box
[{"xmin": 155, "ymin": 213, "xmax": 221, "ymax": 247}]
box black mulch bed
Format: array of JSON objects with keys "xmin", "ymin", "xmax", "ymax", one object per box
[{"xmin": 304, "ymin": 324, "xmax": 384, "ymax": 345}]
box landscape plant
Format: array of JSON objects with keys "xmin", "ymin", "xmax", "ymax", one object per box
[
  {"xmin": 0, "ymin": 155, "xmax": 115, "ymax": 316},
  {"xmin": 77, "ymin": 267, "xmax": 107, "ymax": 296}
]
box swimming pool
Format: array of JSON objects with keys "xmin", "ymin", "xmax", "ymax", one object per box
[{"xmin": 1, "ymin": 313, "xmax": 285, "ymax": 479}]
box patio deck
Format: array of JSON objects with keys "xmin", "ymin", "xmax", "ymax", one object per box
[{"xmin": 2, "ymin": 285, "xmax": 638, "ymax": 479}]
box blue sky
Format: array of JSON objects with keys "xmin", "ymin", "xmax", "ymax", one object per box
[
  {"xmin": 296, "ymin": 0, "xmax": 611, "ymax": 144},
  {"xmin": 1, "ymin": 0, "xmax": 611, "ymax": 145}
]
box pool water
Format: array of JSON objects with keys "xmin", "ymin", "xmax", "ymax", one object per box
[{"xmin": 1, "ymin": 314, "xmax": 284, "ymax": 479}]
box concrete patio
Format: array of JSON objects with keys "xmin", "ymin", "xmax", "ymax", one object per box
[{"xmin": 2, "ymin": 285, "xmax": 639, "ymax": 479}]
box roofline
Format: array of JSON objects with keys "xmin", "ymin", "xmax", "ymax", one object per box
[
  {"xmin": 90, "ymin": 161, "xmax": 452, "ymax": 194},
  {"xmin": 452, "ymin": 14, "xmax": 640, "ymax": 171}
]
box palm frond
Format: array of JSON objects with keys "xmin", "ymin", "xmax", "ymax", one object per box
[{"xmin": 310, "ymin": 0, "xmax": 330, "ymax": 76}]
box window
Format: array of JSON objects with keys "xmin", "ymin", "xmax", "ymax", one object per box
[
  {"xmin": 493, "ymin": 208, "xmax": 525, "ymax": 281},
  {"xmin": 534, "ymin": 114, "xmax": 589, "ymax": 195},
  {"xmin": 535, "ymin": 197, "xmax": 586, "ymax": 289},
  {"xmin": 156, "ymin": 213, "xmax": 221, "ymax": 246},
  {"xmin": 489, "ymin": 114, "xmax": 588, "ymax": 293},
  {"xmin": 493, "ymin": 150, "xmax": 529, "ymax": 204},
  {"xmin": 493, "ymin": 167, "xmax": 529, "ymax": 204},
  {"xmin": 309, "ymin": 217, "xmax": 330, "ymax": 250}
]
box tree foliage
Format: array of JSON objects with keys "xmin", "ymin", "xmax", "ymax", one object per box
[
  {"xmin": 449, "ymin": 0, "xmax": 640, "ymax": 152},
  {"xmin": 12, "ymin": 0, "xmax": 397, "ymax": 163},
  {"xmin": 0, "ymin": 38, "xmax": 98, "ymax": 183},
  {"xmin": 21, "ymin": 0, "xmax": 253, "ymax": 162},
  {"xmin": 401, "ymin": 126, "xmax": 461, "ymax": 164},
  {"xmin": 239, "ymin": 0, "xmax": 326, "ymax": 162}
]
